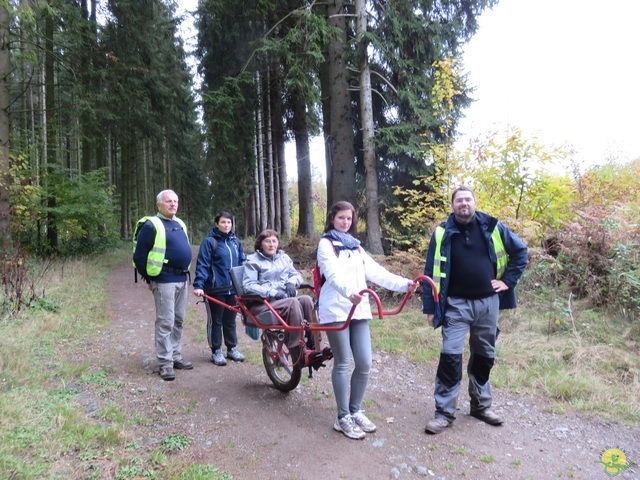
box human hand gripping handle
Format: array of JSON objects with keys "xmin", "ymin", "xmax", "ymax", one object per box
[
  {"xmin": 272, "ymin": 290, "xmax": 287, "ymax": 300},
  {"xmin": 348, "ymin": 292, "xmax": 363, "ymax": 305},
  {"xmin": 193, "ymin": 288, "xmax": 204, "ymax": 297},
  {"xmin": 285, "ymin": 283, "xmax": 297, "ymax": 298}
]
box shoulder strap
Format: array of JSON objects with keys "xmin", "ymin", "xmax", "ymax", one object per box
[
  {"xmin": 208, "ymin": 236, "xmax": 218, "ymax": 252},
  {"xmin": 320, "ymin": 237, "xmax": 341, "ymax": 257},
  {"xmin": 208, "ymin": 236, "xmax": 240, "ymax": 253}
]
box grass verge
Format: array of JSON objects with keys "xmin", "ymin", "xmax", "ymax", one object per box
[
  {"xmin": 0, "ymin": 245, "xmax": 232, "ymax": 480},
  {"xmin": 370, "ymin": 281, "xmax": 640, "ymax": 424},
  {"xmin": 1, "ymin": 244, "xmax": 638, "ymax": 479}
]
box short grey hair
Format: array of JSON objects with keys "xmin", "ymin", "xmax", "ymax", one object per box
[{"xmin": 156, "ymin": 189, "xmax": 177, "ymax": 204}]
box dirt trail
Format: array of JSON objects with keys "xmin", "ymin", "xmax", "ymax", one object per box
[{"xmin": 92, "ymin": 257, "xmax": 639, "ymax": 480}]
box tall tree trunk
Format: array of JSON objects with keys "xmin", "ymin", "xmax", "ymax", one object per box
[
  {"xmin": 245, "ymin": 187, "xmax": 256, "ymax": 238},
  {"xmin": 326, "ymin": 0, "xmax": 356, "ymax": 207},
  {"xmin": 80, "ymin": 0, "xmax": 92, "ymax": 173},
  {"xmin": 120, "ymin": 134, "xmax": 132, "ymax": 238},
  {"xmin": 44, "ymin": 5, "xmax": 58, "ymax": 251},
  {"xmin": 246, "ymin": 121, "xmax": 258, "ymax": 237},
  {"xmin": 92, "ymin": 0, "xmax": 104, "ymax": 171},
  {"xmin": 0, "ymin": 4, "xmax": 11, "ymax": 250},
  {"xmin": 356, "ymin": 0, "xmax": 383, "ymax": 253},
  {"xmin": 270, "ymin": 67, "xmax": 290, "ymax": 237},
  {"xmin": 318, "ymin": 43, "xmax": 333, "ymax": 210},
  {"xmin": 285, "ymin": 0, "xmax": 315, "ymax": 238},
  {"xmin": 256, "ymin": 72, "xmax": 267, "ymax": 232},
  {"xmin": 264, "ymin": 74, "xmax": 276, "ymax": 230},
  {"xmin": 292, "ymin": 90, "xmax": 316, "ymax": 239}
]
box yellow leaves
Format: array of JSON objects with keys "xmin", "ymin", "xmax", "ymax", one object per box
[
  {"xmin": 430, "ymin": 58, "xmax": 464, "ymax": 127},
  {"xmin": 13, "ymin": 204, "xmax": 28, "ymax": 216},
  {"xmin": 393, "ymin": 128, "xmax": 584, "ymax": 247}
]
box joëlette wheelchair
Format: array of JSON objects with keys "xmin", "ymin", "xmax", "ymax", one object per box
[{"xmin": 201, "ymin": 265, "xmax": 438, "ymax": 392}]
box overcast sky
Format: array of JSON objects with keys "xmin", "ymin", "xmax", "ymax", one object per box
[
  {"xmin": 457, "ymin": 0, "xmax": 640, "ymax": 171},
  {"xmin": 177, "ymin": 0, "xmax": 640, "ymax": 178}
]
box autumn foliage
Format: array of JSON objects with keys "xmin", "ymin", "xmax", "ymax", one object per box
[{"xmin": 393, "ymin": 132, "xmax": 640, "ymax": 322}]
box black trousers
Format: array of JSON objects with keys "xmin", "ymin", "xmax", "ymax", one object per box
[{"xmin": 205, "ymin": 293, "xmax": 238, "ymax": 351}]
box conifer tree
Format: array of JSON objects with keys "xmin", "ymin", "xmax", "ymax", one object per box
[{"xmin": 0, "ymin": 3, "xmax": 10, "ymax": 250}]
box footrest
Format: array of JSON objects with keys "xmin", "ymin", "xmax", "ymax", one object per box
[{"xmin": 305, "ymin": 347, "xmax": 333, "ymax": 371}]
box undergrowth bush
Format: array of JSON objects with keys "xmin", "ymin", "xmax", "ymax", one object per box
[
  {"xmin": 541, "ymin": 207, "xmax": 640, "ymax": 325},
  {"xmin": 9, "ymin": 162, "xmax": 120, "ymax": 256},
  {"xmin": 609, "ymin": 243, "xmax": 640, "ymax": 320},
  {"xmin": 0, "ymin": 245, "xmax": 58, "ymax": 318}
]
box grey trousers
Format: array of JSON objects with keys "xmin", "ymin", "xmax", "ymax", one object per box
[
  {"xmin": 326, "ymin": 319, "xmax": 372, "ymax": 419},
  {"xmin": 151, "ymin": 281, "xmax": 188, "ymax": 367},
  {"xmin": 434, "ymin": 295, "xmax": 499, "ymax": 421}
]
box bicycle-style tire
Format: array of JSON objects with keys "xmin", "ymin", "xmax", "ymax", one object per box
[{"xmin": 261, "ymin": 330, "xmax": 301, "ymax": 392}]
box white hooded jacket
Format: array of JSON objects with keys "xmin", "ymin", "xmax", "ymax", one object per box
[{"xmin": 316, "ymin": 237, "xmax": 411, "ymax": 324}]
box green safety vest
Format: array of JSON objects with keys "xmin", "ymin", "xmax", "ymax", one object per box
[
  {"xmin": 132, "ymin": 215, "xmax": 189, "ymax": 277},
  {"xmin": 431, "ymin": 224, "xmax": 508, "ymax": 292}
]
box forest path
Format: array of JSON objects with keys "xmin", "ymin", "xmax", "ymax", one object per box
[{"xmin": 93, "ymin": 256, "xmax": 639, "ymax": 480}]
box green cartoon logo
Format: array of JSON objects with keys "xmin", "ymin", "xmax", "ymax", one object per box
[{"xmin": 596, "ymin": 448, "xmax": 637, "ymax": 477}]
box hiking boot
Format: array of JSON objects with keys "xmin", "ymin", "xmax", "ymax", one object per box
[
  {"xmin": 470, "ymin": 409, "xmax": 504, "ymax": 426},
  {"xmin": 211, "ymin": 349, "xmax": 227, "ymax": 366},
  {"xmin": 159, "ymin": 365, "xmax": 175, "ymax": 381},
  {"xmin": 173, "ymin": 359, "xmax": 193, "ymax": 370},
  {"xmin": 333, "ymin": 415, "xmax": 365, "ymax": 440},
  {"xmin": 424, "ymin": 417, "xmax": 452, "ymax": 434},
  {"xmin": 227, "ymin": 347, "xmax": 245, "ymax": 362},
  {"xmin": 352, "ymin": 410, "xmax": 377, "ymax": 433}
]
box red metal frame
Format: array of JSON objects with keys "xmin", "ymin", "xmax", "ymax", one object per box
[
  {"xmin": 202, "ymin": 274, "xmax": 438, "ymax": 371},
  {"xmin": 202, "ymin": 273, "xmax": 439, "ymax": 334},
  {"xmin": 373, "ymin": 274, "xmax": 438, "ymax": 316}
]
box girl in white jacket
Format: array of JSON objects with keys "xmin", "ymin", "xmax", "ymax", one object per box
[{"xmin": 317, "ymin": 201, "xmax": 416, "ymax": 440}]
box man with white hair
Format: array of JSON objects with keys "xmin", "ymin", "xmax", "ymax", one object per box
[{"xmin": 133, "ymin": 189, "xmax": 193, "ymax": 381}]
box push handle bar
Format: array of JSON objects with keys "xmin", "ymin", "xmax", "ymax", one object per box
[
  {"xmin": 372, "ymin": 274, "xmax": 438, "ymax": 318},
  {"xmin": 201, "ymin": 274, "xmax": 438, "ymax": 330}
]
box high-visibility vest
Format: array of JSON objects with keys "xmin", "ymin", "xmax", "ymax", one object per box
[
  {"xmin": 133, "ymin": 216, "xmax": 189, "ymax": 277},
  {"xmin": 431, "ymin": 224, "xmax": 507, "ymax": 292}
]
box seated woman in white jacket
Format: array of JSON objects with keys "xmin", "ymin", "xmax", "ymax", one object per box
[{"xmin": 317, "ymin": 201, "xmax": 417, "ymax": 440}]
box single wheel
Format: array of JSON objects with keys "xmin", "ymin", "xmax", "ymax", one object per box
[{"xmin": 261, "ymin": 330, "xmax": 301, "ymax": 392}]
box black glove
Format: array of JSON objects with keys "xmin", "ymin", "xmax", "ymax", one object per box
[
  {"xmin": 272, "ymin": 290, "xmax": 287, "ymax": 301},
  {"xmin": 285, "ymin": 283, "xmax": 297, "ymax": 298}
]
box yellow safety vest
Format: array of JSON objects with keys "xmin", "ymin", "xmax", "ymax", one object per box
[
  {"xmin": 133, "ymin": 216, "xmax": 189, "ymax": 277},
  {"xmin": 431, "ymin": 224, "xmax": 507, "ymax": 292}
]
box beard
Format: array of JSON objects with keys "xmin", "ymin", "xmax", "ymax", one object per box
[{"xmin": 454, "ymin": 207, "xmax": 475, "ymax": 223}]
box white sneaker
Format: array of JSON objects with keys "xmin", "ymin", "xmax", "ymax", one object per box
[
  {"xmin": 227, "ymin": 347, "xmax": 245, "ymax": 362},
  {"xmin": 211, "ymin": 349, "xmax": 227, "ymax": 366},
  {"xmin": 333, "ymin": 415, "xmax": 365, "ymax": 440},
  {"xmin": 351, "ymin": 410, "xmax": 377, "ymax": 433}
]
